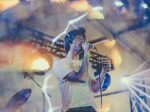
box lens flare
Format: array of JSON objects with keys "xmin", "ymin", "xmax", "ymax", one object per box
[
  {"xmin": 114, "ymin": 1, "xmax": 124, "ymax": 7},
  {"xmin": 110, "ymin": 48, "xmax": 122, "ymax": 67},
  {"xmin": 0, "ymin": 0, "xmax": 19, "ymax": 12},
  {"xmin": 50, "ymin": 0, "xmax": 67, "ymax": 4},
  {"xmin": 104, "ymin": 39, "xmax": 116, "ymax": 48},
  {"xmin": 0, "ymin": 41, "xmax": 53, "ymax": 71},
  {"xmin": 127, "ymin": 85, "xmax": 150, "ymax": 111},
  {"xmin": 69, "ymin": 0, "xmax": 90, "ymax": 12},
  {"xmin": 121, "ymin": 77, "xmax": 130, "ymax": 85},
  {"xmin": 52, "ymin": 6, "xmax": 104, "ymax": 43},
  {"xmin": 98, "ymin": 103, "xmax": 111, "ymax": 112},
  {"xmin": 31, "ymin": 58, "xmax": 50, "ymax": 71}
]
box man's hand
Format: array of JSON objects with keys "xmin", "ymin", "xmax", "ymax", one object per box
[
  {"xmin": 91, "ymin": 66, "xmax": 109, "ymax": 93},
  {"xmin": 82, "ymin": 42, "xmax": 89, "ymax": 55},
  {"xmin": 101, "ymin": 65, "xmax": 109, "ymax": 75}
]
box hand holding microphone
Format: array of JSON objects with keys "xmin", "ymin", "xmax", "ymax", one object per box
[
  {"xmin": 88, "ymin": 44, "xmax": 96, "ymax": 49},
  {"xmin": 82, "ymin": 42, "xmax": 89, "ymax": 53},
  {"xmin": 82, "ymin": 42, "xmax": 96, "ymax": 57},
  {"xmin": 82, "ymin": 42, "xmax": 96, "ymax": 51}
]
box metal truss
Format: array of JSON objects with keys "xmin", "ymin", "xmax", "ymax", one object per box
[
  {"xmin": 20, "ymin": 24, "xmax": 114, "ymax": 71},
  {"xmin": 130, "ymin": 80, "xmax": 148, "ymax": 112}
]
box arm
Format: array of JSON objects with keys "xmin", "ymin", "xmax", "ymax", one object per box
[
  {"xmin": 64, "ymin": 53, "xmax": 88, "ymax": 83},
  {"xmin": 64, "ymin": 42, "xmax": 89, "ymax": 83},
  {"xmin": 91, "ymin": 67, "xmax": 108, "ymax": 93}
]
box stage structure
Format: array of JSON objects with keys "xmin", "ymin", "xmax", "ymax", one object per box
[{"xmin": 19, "ymin": 24, "xmax": 114, "ymax": 72}]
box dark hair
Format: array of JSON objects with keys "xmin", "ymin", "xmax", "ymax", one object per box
[{"xmin": 64, "ymin": 27, "xmax": 86, "ymax": 54}]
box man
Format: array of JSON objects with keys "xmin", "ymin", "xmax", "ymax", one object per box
[{"xmin": 53, "ymin": 27, "xmax": 107, "ymax": 112}]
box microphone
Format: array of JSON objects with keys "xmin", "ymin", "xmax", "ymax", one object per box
[{"xmin": 89, "ymin": 44, "xmax": 96, "ymax": 49}]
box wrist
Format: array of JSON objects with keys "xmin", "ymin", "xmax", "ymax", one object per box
[
  {"xmin": 84, "ymin": 52, "xmax": 90, "ymax": 58},
  {"xmin": 84, "ymin": 51, "xmax": 88, "ymax": 55},
  {"xmin": 95, "ymin": 75, "xmax": 100, "ymax": 80},
  {"xmin": 84, "ymin": 53, "xmax": 88, "ymax": 57}
]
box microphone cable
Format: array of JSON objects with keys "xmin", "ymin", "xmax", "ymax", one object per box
[{"xmin": 95, "ymin": 48, "xmax": 103, "ymax": 108}]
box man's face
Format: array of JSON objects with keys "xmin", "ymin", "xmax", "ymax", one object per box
[{"xmin": 72, "ymin": 36, "xmax": 85, "ymax": 53}]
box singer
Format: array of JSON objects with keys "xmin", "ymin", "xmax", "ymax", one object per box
[{"xmin": 53, "ymin": 27, "xmax": 108, "ymax": 112}]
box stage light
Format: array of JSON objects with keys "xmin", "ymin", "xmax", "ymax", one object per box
[
  {"xmin": 121, "ymin": 77, "xmax": 130, "ymax": 85},
  {"xmin": 69, "ymin": 0, "xmax": 89, "ymax": 12},
  {"xmin": 89, "ymin": 6, "xmax": 104, "ymax": 20},
  {"xmin": 31, "ymin": 57, "xmax": 50, "ymax": 71},
  {"xmin": 144, "ymin": 16, "xmax": 148, "ymax": 20},
  {"xmin": 127, "ymin": 85, "xmax": 150, "ymax": 112},
  {"xmin": 141, "ymin": 3, "xmax": 148, "ymax": 9},
  {"xmin": 0, "ymin": 41, "xmax": 53, "ymax": 71},
  {"xmin": 50, "ymin": 0, "xmax": 66, "ymax": 4},
  {"xmin": 88, "ymin": 11, "xmax": 104, "ymax": 20},
  {"xmin": 97, "ymin": 103, "xmax": 111, "ymax": 112},
  {"xmin": 104, "ymin": 39, "xmax": 116, "ymax": 48},
  {"xmin": 0, "ymin": 0, "xmax": 19, "ymax": 12},
  {"xmin": 110, "ymin": 48, "xmax": 122, "ymax": 67},
  {"xmin": 131, "ymin": 85, "xmax": 150, "ymax": 99},
  {"xmin": 129, "ymin": 69, "xmax": 150, "ymax": 78},
  {"xmin": 131, "ymin": 82, "xmax": 150, "ymax": 89},
  {"xmin": 52, "ymin": 6, "xmax": 104, "ymax": 43},
  {"xmin": 94, "ymin": 6, "xmax": 104, "ymax": 11},
  {"xmin": 29, "ymin": 48, "xmax": 53, "ymax": 72},
  {"xmin": 114, "ymin": 1, "xmax": 124, "ymax": 7}
]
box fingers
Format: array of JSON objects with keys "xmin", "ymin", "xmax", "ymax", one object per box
[
  {"xmin": 102, "ymin": 65, "xmax": 109, "ymax": 73},
  {"xmin": 82, "ymin": 42, "xmax": 89, "ymax": 52}
]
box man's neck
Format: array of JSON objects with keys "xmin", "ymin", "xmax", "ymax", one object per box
[{"xmin": 66, "ymin": 50, "xmax": 78, "ymax": 60}]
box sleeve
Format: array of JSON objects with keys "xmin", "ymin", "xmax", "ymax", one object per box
[{"xmin": 53, "ymin": 59, "xmax": 74, "ymax": 80}]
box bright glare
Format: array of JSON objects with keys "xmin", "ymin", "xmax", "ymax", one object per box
[
  {"xmin": 114, "ymin": 1, "xmax": 124, "ymax": 7},
  {"xmin": 98, "ymin": 103, "xmax": 111, "ymax": 112},
  {"xmin": 104, "ymin": 39, "xmax": 116, "ymax": 48},
  {"xmin": 52, "ymin": 6, "xmax": 104, "ymax": 43},
  {"xmin": 31, "ymin": 58, "xmax": 50, "ymax": 71},
  {"xmin": 110, "ymin": 48, "xmax": 122, "ymax": 67},
  {"xmin": 0, "ymin": 0, "xmax": 19, "ymax": 12},
  {"xmin": 50, "ymin": 0, "xmax": 67, "ymax": 3},
  {"xmin": 141, "ymin": 3, "xmax": 148, "ymax": 9},
  {"xmin": 88, "ymin": 10, "xmax": 104, "ymax": 20},
  {"xmin": 69, "ymin": 0, "xmax": 89, "ymax": 12},
  {"xmin": 121, "ymin": 77, "xmax": 130, "ymax": 85}
]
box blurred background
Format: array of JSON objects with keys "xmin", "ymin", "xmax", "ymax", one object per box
[{"xmin": 0, "ymin": 0, "xmax": 150, "ymax": 112}]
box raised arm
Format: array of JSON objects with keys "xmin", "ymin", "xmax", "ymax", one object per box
[
  {"xmin": 64, "ymin": 42, "xmax": 89, "ymax": 83},
  {"xmin": 64, "ymin": 52, "xmax": 88, "ymax": 83},
  {"xmin": 91, "ymin": 67, "xmax": 108, "ymax": 93}
]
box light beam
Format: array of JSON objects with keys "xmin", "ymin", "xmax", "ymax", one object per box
[
  {"xmin": 130, "ymin": 94, "xmax": 139, "ymax": 112},
  {"xmin": 121, "ymin": 77, "xmax": 131, "ymax": 85},
  {"xmin": 126, "ymin": 85, "xmax": 150, "ymax": 111},
  {"xmin": 114, "ymin": 1, "xmax": 124, "ymax": 7},
  {"xmin": 129, "ymin": 69, "xmax": 150, "ymax": 78},
  {"xmin": 129, "ymin": 77, "xmax": 150, "ymax": 81},
  {"xmin": 42, "ymin": 74, "xmax": 54, "ymax": 112},
  {"xmin": 52, "ymin": 6, "xmax": 104, "ymax": 44},
  {"xmin": 131, "ymin": 82, "xmax": 150, "ymax": 90},
  {"xmin": 130, "ymin": 85, "xmax": 150, "ymax": 99},
  {"xmin": 42, "ymin": 73, "xmax": 62, "ymax": 112}
]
